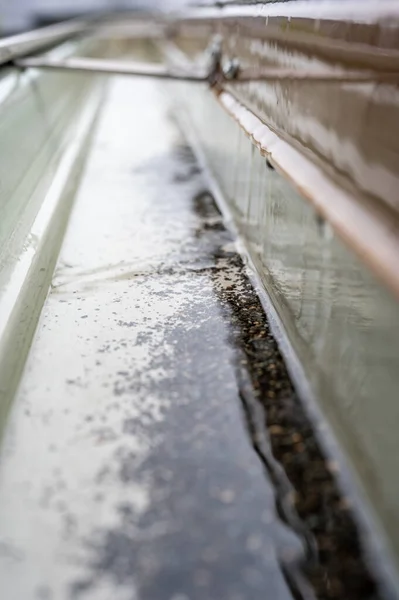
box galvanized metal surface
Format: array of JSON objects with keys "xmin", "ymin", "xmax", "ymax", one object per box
[
  {"xmin": 0, "ymin": 21, "xmax": 90, "ymax": 67},
  {"xmin": 0, "ymin": 75, "xmax": 305, "ymax": 600},
  {"xmin": 216, "ymin": 89, "xmax": 399, "ymax": 300},
  {"xmin": 157, "ymin": 9, "xmax": 399, "ymax": 307},
  {"xmin": 0, "ymin": 63, "xmax": 393, "ymax": 598},
  {"xmin": 0, "ymin": 37, "xmax": 105, "ymax": 430},
  {"xmin": 171, "ymin": 5, "xmax": 399, "ymax": 222},
  {"xmin": 158, "ymin": 8, "xmax": 399, "ymax": 565},
  {"xmin": 0, "ymin": 12, "xmax": 399, "ymax": 599},
  {"xmin": 170, "ymin": 77, "xmax": 399, "ymax": 579}
]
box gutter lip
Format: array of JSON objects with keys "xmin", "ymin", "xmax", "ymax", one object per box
[
  {"xmin": 217, "ymin": 88, "xmax": 399, "ymax": 302},
  {"xmin": 0, "ymin": 19, "xmax": 91, "ymax": 67},
  {"xmin": 186, "ymin": 1, "xmax": 399, "ymax": 24}
]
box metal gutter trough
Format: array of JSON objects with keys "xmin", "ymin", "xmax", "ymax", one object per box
[{"xmin": 0, "ymin": 3, "xmax": 399, "ymax": 599}]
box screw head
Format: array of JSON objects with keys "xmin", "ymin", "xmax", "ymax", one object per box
[{"xmin": 223, "ymin": 58, "xmax": 240, "ymax": 80}]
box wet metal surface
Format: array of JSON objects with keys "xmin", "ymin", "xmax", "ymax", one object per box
[
  {"xmin": 0, "ymin": 21, "xmax": 87, "ymax": 67},
  {"xmin": 171, "ymin": 78, "xmax": 399, "ymax": 579},
  {"xmin": 0, "ymin": 76, "xmax": 305, "ymax": 600},
  {"xmin": 171, "ymin": 8, "xmax": 399, "ymax": 225},
  {"xmin": 0, "ymin": 55, "xmax": 393, "ymax": 597},
  {"xmin": 0, "ymin": 38, "xmax": 105, "ymax": 438}
]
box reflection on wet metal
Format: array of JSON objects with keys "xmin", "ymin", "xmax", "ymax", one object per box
[
  {"xmin": 0, "ymin": 18, "xmax": 398, "ymax": 598},
  {"xmin": 0, "ymin": 64, "xmax": 391, "ymax": 599},
  {"xmin": 216, "ymin": 90, "xmax": 399, "ymax": 300},
  {"xmin": 0, "ymin": 36, "xmax": 106, "ymax": 434},
  {"xmin": 170, "ymin": 10, "xmax": 399, "ymax": 226},
  {"xmin": 0, "ymin": 21, "xmax": 89, "ymax": 67},
  {"xmin": 171, "ymin": 80, "xmax": 399, "ymax": 582},
  {"xmin": 0, "ymin": 76, "xmax": 303, "ymax": 600}
]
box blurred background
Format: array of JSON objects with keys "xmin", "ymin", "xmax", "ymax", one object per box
[{"xmin": 0, "ymin": 0, "xmax": 190, "ymax": 35}]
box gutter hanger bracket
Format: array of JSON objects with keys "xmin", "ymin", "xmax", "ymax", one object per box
[{"xmin": 14, "ymin": 54, "xmax": 399, "ymax": 85}]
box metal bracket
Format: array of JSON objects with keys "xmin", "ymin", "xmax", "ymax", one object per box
[
  {"xmin": 13, "ymin": 29, "xmax": 399, "ymax": 86},
  {"xmin": 2, "ymin": 18, "xmax": 398, "ymax": 85},
  {"xmin": 15, "ymin": 56, "xmax": 213, "ymax": 82},
  {"xmin": 14, "ymin": 35, "xmax": 226, "ymax": 85},
  {"xmin": 15, "ymin": 54, "xmax": 399, "ymax": 85}
]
